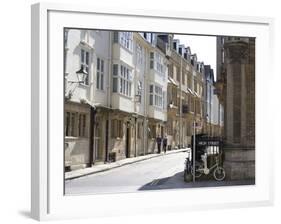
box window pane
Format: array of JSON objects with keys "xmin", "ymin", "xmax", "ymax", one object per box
[
  {"xmin": 150, "ymin": 61, "xmax": 154, "ymax": 69},
  {"xmin": 96, "ymin": 72, "xmax": 100, "ymax": 89},
  {"xmin": 113, "ymin": 78, "xmax": 118, "ymax": 92},
  {"xmin": 101, "ymin": 60, "xmax": 104, "ymax": 72},
  {"xmin": 83, "ymin": 115, "xmax": 86, "ymax": 137},
  {"xmin": 97, "ymin": 58, "xmax": 100, "ymax": 70},
  {"xmin": 101, "ymin": 74, "xmax": 104, "ymax": 90},
  {"xmin": 66, "ymin": 112, "xmax": 70, "ymax": 136},
  {"xmin": 113, "ymin": 31, "xmax": 119, "ymax": 43},
  {"xmin": 86, "ymin": 52, "xmax": 89, "ymax": 65},
  {"xmin": 71, "ymin": 113, "xmax": 75, "ymax": 136},
  {"xmin": 149, "ymin": 94, "xmax": 153, "ymax": 105},
  {"xmin": 120, "ymin": 78, "xmax": 122, "ymax": 93},
  {"xmin": 78, "ymin": 114, "xmax": 82, "ymax": 136},
  {"xmin": 113, "ymin": 64, "xmax": 118, "ymax": 76},
  {"xmin": 81, "ymin": 49, "xmax": 85, "ymax": 63},
  {"xmin": 123, "ymin": 80, "xmax": 126, "ymax": 94}
]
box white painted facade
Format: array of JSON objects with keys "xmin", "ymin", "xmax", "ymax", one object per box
[
  {"xmin": 65, "ymin": 29, "xmax": 110, "ymax": 107},
  {"xmin": 64, "ymin": 30, "xmax": 169, "ymax": 169}
]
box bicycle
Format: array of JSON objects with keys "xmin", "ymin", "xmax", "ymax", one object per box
[{"xmin": 191, "ymin": 153, "xmax": 226, "ymax": 181}]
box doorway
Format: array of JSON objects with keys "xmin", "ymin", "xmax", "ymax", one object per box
[{"xmin": 125, "ymin": 123, "xmax": 131, "ymax": 158}]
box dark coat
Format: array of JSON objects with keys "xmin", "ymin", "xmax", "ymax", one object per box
[
  {"xmin": 163, "ymin": 137, "xmax": 168, "ymax": 146},
  {"xmin": 156, "ymin": 137, "xmax": 162, "ymax": 145}
]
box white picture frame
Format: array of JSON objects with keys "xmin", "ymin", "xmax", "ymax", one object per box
[{"xmin": 31, "ymin": 2, "xmax": 275, "ymax": 221}]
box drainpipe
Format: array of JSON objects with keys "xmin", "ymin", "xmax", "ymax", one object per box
[
  {"xmin": 179, "ymin": 57, "xmax": 183, "ymax": 148},
  {"xmin": 89, "ymin": 107, "xmax": 96, "ymax": 166},
  {"xmin": 104, "ymin": 31, "xmax": 112, "ymax": 163},
  {"xmin": 143, "ymin": 47, "xmax": 148, "ymax": 156},
  {"xmin": 192, "ymin": 94, "xmax": 196, "ymax": 182},
  {"xmin": 135, "ymin": 116, "xmax": 137, "ymax": 157},
  {"xmin": 134, "ymin": 42, "xmax": 137, "ymax": 157}
]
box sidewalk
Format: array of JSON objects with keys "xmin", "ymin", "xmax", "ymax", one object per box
[{"xmin": 65, "ymin": 148, "xmax": 189, "ymax": 180}]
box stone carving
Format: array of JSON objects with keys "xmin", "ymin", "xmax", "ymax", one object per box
[{"xmin": 225, "ymin": 41, "xmax": 249, "ymax": 64}]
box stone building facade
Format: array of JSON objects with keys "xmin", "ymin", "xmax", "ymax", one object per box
[
  {"xmin": 64, "ymin": 29, "xmax": 224, "ymax": 172},
  {"xmin": 216, "ymin": 36, "xmax": 255, "ymax": 180},
  {"xmin": 64, "ymin": 30, "xmax": 168, "ymax": 171},
  {"xmin": 203, "ymin": 65, "xmax": 224, "ymax": 137},
  {"xmin": 157, "ymin": 35, "xmax": 206, "ymax": 149}
]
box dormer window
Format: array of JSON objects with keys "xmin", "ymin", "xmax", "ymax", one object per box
[
  {"xmin": 150, "ymin": 51, "xmax": 166, "ymax": 77},
  {"xmin": 114, "ymin": 32, "xmax": 133, "ymax": 52},
  {"xmin": 179, "ymin": 47, "xmax": 182, "ymax": 55},
  {"xmin": 173, "ymin": 42, "xmax": 177, "ymax": 50},
  {"xmin": 179, "ymin": 45, "xmax": 185, "ymax": 56}
]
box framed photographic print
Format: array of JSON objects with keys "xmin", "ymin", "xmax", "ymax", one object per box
[{"xmin": 31, "ymin": 2, "xmax": 274, "ymax": 221}]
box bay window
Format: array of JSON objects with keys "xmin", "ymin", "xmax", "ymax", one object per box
[
  {"xmin": 150, "ymin": 51, "xmax": 166, "ymax": 77},
  {"xmin": 114, "ymin": 32, "xmax": 133, "ymax": 51},
  {"xmin": 112, "ymin": 64, "xmax": 132, "ymax": 97},
  {"xmin": 149, "ymin": 84, "xmax": 163, "ymax": 108}
]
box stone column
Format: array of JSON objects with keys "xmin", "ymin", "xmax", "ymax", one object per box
[{"xmin": 223, "ymin": 38, "xmax": 255, "ymax": 180}]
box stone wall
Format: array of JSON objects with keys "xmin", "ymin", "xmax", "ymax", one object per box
[{"xmin": 223, "ymin": 148, "xmax": 255, "ymax": 180}]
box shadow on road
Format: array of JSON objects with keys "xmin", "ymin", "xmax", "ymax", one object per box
[{"xmin": 138, "ymin": 171, "xmax": 255, "ymax": 191}]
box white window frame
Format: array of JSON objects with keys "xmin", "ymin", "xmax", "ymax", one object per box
[
  {"xmin": 80, "ymin": 48, "xmax": 90, "ymax": 85},
  {"xmin": 150, "ymin": 51, "xmax": 166, "ymax": 77},
  {"xmin": 119, "ymin": 32, "xmax": 133, "ymax": 51},
  {"xmin": 96, "ymin": 57, "xmax": 105, "ymax": 90},
  {"xmin": 149, "ymin": 84, "xmax": 163, "ymax": 108},
  {"xmin": 112, "ymin": 63, "xmax": 132, "ymax": 97}
]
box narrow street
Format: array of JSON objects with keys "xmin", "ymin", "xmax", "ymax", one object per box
[
  {"xmin": 65, "ymin": 151, "xmax": 188, "ymax": 195},
  {"xmin": 65, "ymin": 150, "xmax": 255, "ymax": 195}
]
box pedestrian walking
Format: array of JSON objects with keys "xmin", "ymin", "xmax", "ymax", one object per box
[
  {"xmin": 163, "ymin": 135, "xmax": 167, "ymax": 153},
  {"xmin": 156, "ymin": 135, "xmax": 162, "ymax": 154}
]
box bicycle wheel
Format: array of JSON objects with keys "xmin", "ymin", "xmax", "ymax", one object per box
[
  {"xmin": 184, "ymin": 170, "xmax": 192, "ymax": 182},
  {"xmin": 191, "ymin": 163, "xmax": 203, "ymax": 178},
  {"xmin": 213, "ymin": 167, "xmax": 225, "ymax": 181}
]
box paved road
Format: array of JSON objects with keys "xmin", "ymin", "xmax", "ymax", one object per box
[
  {"xmin": 65, "ymin": 151, "xmax": 188, "ymax": 195},
  {"xmin": 65, "ymin": 151, "xmax": 255, "ymax": 195}
]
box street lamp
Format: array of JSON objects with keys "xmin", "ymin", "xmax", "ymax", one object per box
[
  {"xmin": 75, "ymin": 65, "xmax": 88, "ymax": 84},
  {"xmin": 65, "ymin": 65, "xmax": 88, "ymax": 100},
  {"xmin": 66, "ymin": 65, "xmax": 88, "ymax": 84}
]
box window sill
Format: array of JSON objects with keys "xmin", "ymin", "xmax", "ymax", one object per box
[
  {"xmin": 150, "ymin": 68, "xmax": 165, "ymax": 77},
  {"xmin": 149, "ymin": 105, "xmax": 164, "ymax": 111},
  {"xmin": 96, "ymin": 88, "xmax": 106, "ymax": 93},
  {"xmin": 118, "ymin": 43, "xmax": 133, "ymax": 55},
  {"xmin": 113, "ymin": 92, "xmax": 133, "ymax": 100}
]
